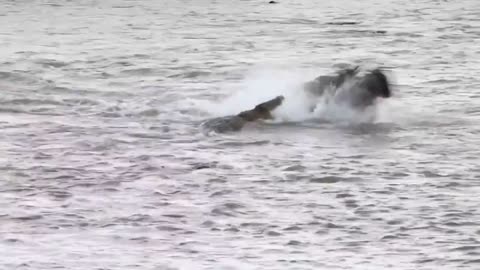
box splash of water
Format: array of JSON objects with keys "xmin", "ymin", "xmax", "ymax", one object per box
[{"xmin": 197, "ymin": 67, "xmax": 400, "ymax": 125}]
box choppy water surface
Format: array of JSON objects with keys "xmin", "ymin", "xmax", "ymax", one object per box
[{"xmin": 1, "ymin": 0, "xmax": 480, "ymax": 269}]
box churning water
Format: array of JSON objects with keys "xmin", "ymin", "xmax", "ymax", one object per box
[{"xmin": 1, "ymin": 0, "xmax": 480, "ymax": 269}]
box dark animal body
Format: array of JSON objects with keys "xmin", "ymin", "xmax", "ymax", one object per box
[
  {"xmin": 304, "ymin": 67, "xmax": 391, "ymax": 110},
  {"xmin": 201, "ymin": 96, "xmax": 284, "ymax": 133}
]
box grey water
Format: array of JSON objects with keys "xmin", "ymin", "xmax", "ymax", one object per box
[{"xmin": 1, "ymin": 0, "xmax": 480, "ymax": 269}]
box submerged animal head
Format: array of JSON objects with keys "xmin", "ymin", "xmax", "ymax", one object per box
[
  {"xmin": 254, "ymin": 95, "xmax": 284, "ymax": 111},
  {"xmin": 238, "ymin": 95, "xmax": 284, "ymax": 121},
  {"xmin": 361, "ymin": 69, "xmax": 391, "ymax": 98}
]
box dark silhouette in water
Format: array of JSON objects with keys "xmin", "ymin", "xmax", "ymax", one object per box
[
  {"xmin": 326, "ymin": 21, "xmax": 359, "ymax": 25},
  {"xmin": 201, "ymin": 96, "xmax": 284, "ymax": 133},
  {"xmin": 304, "ymin": 67, "xmax": 392, "ymax": 110},
  {"xmin": 201, "ymin": 67, "xmax": 391, "ymax": 133}
]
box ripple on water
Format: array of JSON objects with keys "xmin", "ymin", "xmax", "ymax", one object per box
[
  {"xmin": 1, "ymin": 1, "xmax": 480, "ymax": 269},
  {"xmin": 310, "ymin": 176, "xmax": 362, "ymax": 183},
  {"xmin": 211, "ymin": 202, "xmax": 247, "ymax": 217}
]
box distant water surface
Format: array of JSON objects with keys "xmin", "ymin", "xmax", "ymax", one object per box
[{"xmin": 1, "ymin": 0, "xmax": 480, "ymax": 269}]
